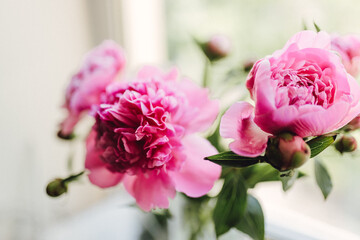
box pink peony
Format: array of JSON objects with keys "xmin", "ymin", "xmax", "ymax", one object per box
[
  {"xmin": 221, "ymin": 31, "xmax": 360, "ymax": 157},
  {"xmin": 85, "ymin": 66, "xmax": 221, "ymax": 211},
  {"xmin": 59, "ymin": 40, "xmax": 126, "ymax": 136},
  {"xmin": 331, "ymin": 34, "xmax": 360, "ymax": 77}
]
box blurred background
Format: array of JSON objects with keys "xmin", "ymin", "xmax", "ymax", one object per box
[{"xmin": 1, "ymin": 0, "xmax": 360, "ymax": 239}]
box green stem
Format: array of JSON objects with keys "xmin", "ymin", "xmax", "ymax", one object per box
[
  {"xmin": 203, "ymin": 59, "xmax": 211, "ymax": 88},
  {"xmin": 245, "ymin": 166, "xmax": 275, "ymax": 187},
  {"xmin": 63, "ymin": 171, "xmax": 85, "ymax": 184}
]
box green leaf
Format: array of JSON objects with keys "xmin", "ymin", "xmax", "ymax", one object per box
[
  {"xmin": 298, "ymin": 171, "xmax": 307, "ymax": 178},
  {"xmin": 313, "ymin": 22, "xmax": 321, "ymax": 32},
  {"xmin": 236, "ymin": 194, "xmax": 265, "ymax": 240},
  {"xmin": 314, "ymin": 158, "xmax": 333, "ymax": 199},
  {"xmin": 205, "ymin": 151, "xmax": 264, "ymax": 168},
  {"xmin": 280, "ymin": 170, "xmax": 299, "ymax": 191},
  {"xmin": 192, "ymin": 36, "xmax": 205, "ymax": 50},
  {"xmin": 306, "ymin": 134, "xmax": 337, "ymax": 158},
  {"xmin": 213, "ymin": 174, "xmax": 247, "ymax": 237},
  {"xmin": 302, "ymin": 20, "xmax": 308, "ymax": 30}
]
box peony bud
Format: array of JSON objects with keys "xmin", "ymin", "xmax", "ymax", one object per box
[
  {"xmin": 343, "ymin": 115, "xmax": 360, "ymax": 132},
  {"xmin": 243, "ymin": 59, "xmax": 256, "ymax": 72},
  {"xmin": 335, "ymin": 135, "xmax": 357, "ymax": 153},
  {"xmin": 46, "ymin": 178, "xmax": 68, "ymax": 197},
  {"xmin": 265, "ymin": 133, "xmax": 311, "ymax": 171},
  {"xmin": 57, "ymin": 130, "xmax": 76, "ymax": 140},
  {"xmin": 204, "ymin": 35, "xmax": 231, "ymax": 61}
]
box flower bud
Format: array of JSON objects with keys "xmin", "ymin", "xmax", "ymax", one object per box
[
  {"xmin": 343, "ymin": 115, "xmax": 360, "ymax": 131},
  {"xmin": 243, "ymin": 59, "xmax": 256, "ymax": 72},
  {"xmin": 204, "ymin": 35, "xmax": 231, "ymax": 61},
  {"xmin": 46, "ymin": 178, "xmax": 68, "ymax": 197},
  {"xmin": 335, "ymin": 135, "xmax": 357, "ymax": 153},
  {"xmin": 265, "ymin": 133, "xmax": 311, "ymax": 171},
  {"xmin": 57, "ymin": 130, "xmax": 76, "ymax": 140}
]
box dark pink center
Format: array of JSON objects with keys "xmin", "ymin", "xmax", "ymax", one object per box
[{"xmin": 95, "ymin": 80, "xmax": 185, "ymax": 174}]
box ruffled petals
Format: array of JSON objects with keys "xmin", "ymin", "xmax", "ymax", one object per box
[{"xmin": 85, "ymin": 130, "xmax": 123, "ymax": 188}]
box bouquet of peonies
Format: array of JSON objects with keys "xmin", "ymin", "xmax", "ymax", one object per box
[{"xmin": 47, "ymin": 26, "xmax": 360, "ymax": 239}]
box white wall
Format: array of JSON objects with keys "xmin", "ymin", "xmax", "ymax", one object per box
[
  {"xmin": 0, "ymin": 1, "xmax": 168, "ymax": 239},
  {"xmin": 0, "ymin": 1, "xmax": 103, "ymax": 239}
]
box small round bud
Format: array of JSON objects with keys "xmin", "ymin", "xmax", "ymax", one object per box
[
  {"xmin": 335, "ymin": 135, "xmax": 357, "ymax": 153},
  {"xmin": 343, "ymin": 115, "xmax": 360, "ymax": 131},
  {"xmin": 204, "ymin": 35, "xmax": 231, "ymax": 61},
  {"xmin": 266, "ymin": 133, "xmax": 311, "ymax": 171},
  {"xmin": 46, "ymin": 178, "xmax": 68, "ymax": 197},
  {"xmin": 57, "ymin": 130, "xmax": 76, "ymax": 140},
  {"xmin": 243, "ymin": 59, "xmax": 256, "ymax": 72}
]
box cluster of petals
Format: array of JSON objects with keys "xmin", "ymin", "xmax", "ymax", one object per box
[
  {"xmin": 85, "ymin": 66, "xmax": 221, "ymax": 211},
  {"xmin": 221, "ymin": 31, "xmax": 360, "ymax": 157},
  {"xmin": 331, "ymin": 34, "xmax": 360, "ymax": 77},
  {"xmin": 60, "ymin": 40, "xmax": 126, "ymax": 136}
]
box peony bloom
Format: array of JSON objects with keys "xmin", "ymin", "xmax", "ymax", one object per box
[
  {"xmin": 221, "ymin": 31, "xmax": 360, "ymax": 157},
  {"xmin": 331, "ymin": 34, "xmax": 360, "ymax": 77},
  {"xmin": 85, "ymin": 66, "xmax": 221, "ymax": 211},
  {"xmin": 59, "ymin": 40, "xmax": 126, "ymax": 136}
]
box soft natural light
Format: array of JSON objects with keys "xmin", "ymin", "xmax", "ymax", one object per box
[{"xmin": 1, "ymin": 1, "xmax": 360, "ymax": 240}]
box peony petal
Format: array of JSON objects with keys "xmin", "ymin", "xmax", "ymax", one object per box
[
  {"xmin": 331, "ymin": 34, "xmax": 360, "ymax": 77},
  {"xmin": 334, "ymin": 74, "xmax": 360, "ymax": 128},
  {"xmin": 291, "ymin": 101, "xmax": 350, "ymax": 137},
  {"xmin": 87, "ymin": 167, "xmax": 124, "ymax": 188},
  {"xmin": 220, "ymin": 102, "xmax": 249, "ymax": 140},
  {"xmin": 169, "ymin": 135, "xmax": 221, "ymax": 197},
  {"xmin": 282, "ymin": 30, "xmax": 331, "ymax": 53},
  {"xmin": 123, "ymin": 170, "xmax": 176, "ymax": 211},
  {"xmin": 246, "ymin": 59, "xmax": 263, "ymax": 99},
  {"xmin": 221, "ymin": 102, "xmax": 269, "ymax": 157},
  {"xmin": 252, "ymin": 59, "xmax": 276, "ymax": 113},
  {"xmin": 255, "ymin": 105, "xmax": 300, "ymax": 135},
  {"xmin": 174, "ymin": 79, "xmax": 219, "ymax": 133},
  {"xmin": 256, "ymin": 101, "xmax": 351, "ymax": 138},
  {"xmin": 85, "ymin": 130, "xmax": 123, "ymax": 188}
]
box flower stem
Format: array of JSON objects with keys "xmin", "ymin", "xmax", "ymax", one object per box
[
  {"xmin": 202, "ymin": 59, "xmax": 211, "ymax": 88},
  {"xmin": 63, "ymin": 170, "xmax": 85, "ymax": 184}
]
